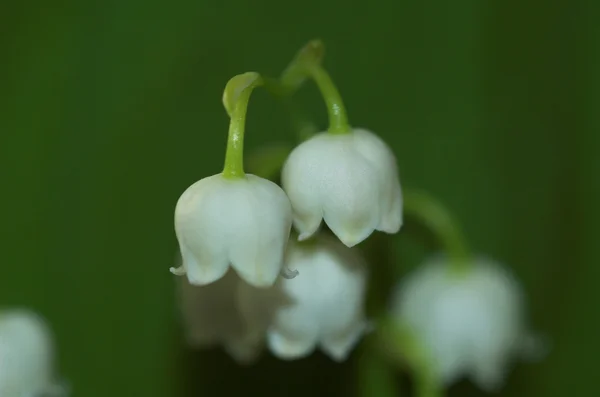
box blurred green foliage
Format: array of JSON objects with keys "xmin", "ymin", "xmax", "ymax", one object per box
[{"xmin": 1, "ymin": 1, "xmax": 597, "ymax": 396}]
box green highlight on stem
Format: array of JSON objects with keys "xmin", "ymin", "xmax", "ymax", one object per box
[
  {"xmin": 403, "ymin": 190, "xmax": 471, "ymax": 276},
  {"xmin": 377, "ymin": 318, "xmax": 444, "ymax": 397},
  {"xmin": 357, "ymin": 337, "xmax": 399, "ymax": 397},
  {"xmin": 280, "ymin": 40, "xmax": 351, "ymax": 135},
  {"xmin": 221, "ymin": 72, "xmax": 264, "ymax": 179}
]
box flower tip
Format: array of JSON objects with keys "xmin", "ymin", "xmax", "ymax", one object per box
[
  {"xmin": 222, "ymin": 72, "xmax": 263, "ymax": 116},
  {"xmin": 237, "ymin": 273, "xmax": 278, "ymax": 289},
  {"xmin": 281, "ymin": 267, "xmax": 299, "ymax": 279},
  {"xmin": 170, "ymin": 266, "xmax": 186, "ymax": 276},
  {"xmin": 336, "ymin": 233, "xmax": 365, "ymax": 248},
  {"xmin": 379, "ymin": 218, "xmax": 403, "ymax": 235},
  {"xmin": 297, "ymin": 232, "xmax": 314, "ymax": 242}
]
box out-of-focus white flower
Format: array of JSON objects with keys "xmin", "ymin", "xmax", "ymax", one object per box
[
  {"xmin": 281, "ymin": 128, "xmax": 402, "ymax": 247},
  {"xmin": 390, "ymin": 255, "xmax": 543, "ymax": 391},
  {"xmin": 237, "ymin": 233, "xmax": 370, "ymax": 362},
  {"xmin": 0, "ymin": 309, "xmax": 65, "ymax": 397},
  {"xmin": 171, "ymin": 173, "xmax": 292, "ymax": 288},
  {"xmin": 178, "ymin": 264, "xmax": 263, "ymax": 364}
]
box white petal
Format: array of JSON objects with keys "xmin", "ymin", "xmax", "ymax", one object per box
[
  {"xmin": 378, "ymin": 181, "xmax": 403, "ymax": 234},
  {"xmin": 0, "ymin": 310, "xmax": 56, "ymax": 396},
  {"xmin": 267, "ymin": 329, "xmax": 317, "ymax": 360},
  {"xmin": 320, "ymin": 320, "xmax": 369, "ymax": 362},
  {"xmin": 276, "ymin": 236, "xmax": 368, "ymax": 359},
  {"xmin": 174, "ymin": 175, "xmax": 231, "ymax": 285},
  {"xmin": 228, "ymin": 175, "xmax": 292, "ymax": 288},
  {"xmin": 319, "ymin": 156, "xmax": 379, "ymax": 247},
  {"xmin": 470, "ymin": 355, "xmax": 507, "ymax": 392},
  {"xmin": 223, "ymin": 336, "xmax": 263, "ymax": 365},
  {"xmin": 352, "ymin": 129, "xmax": 403, "ymax": 234},
  {"xmin": 318, "ymin": 138, "xmax": 380, "ymax": 246},
  {"xmin": 236, "ymin": 273, "xmax": 317, "ymax": 360},
  {"xmin": 281, "ymin": 137, "xmax": 325, "ymax": 240}
]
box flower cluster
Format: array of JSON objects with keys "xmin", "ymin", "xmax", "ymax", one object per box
[
  {"xmin": 171, "ymin": 42, "xmax": 400, "ymax": 362},
  {"xmin": 170, "ymin": 40, "xmax": 544, "ymax": 394}
]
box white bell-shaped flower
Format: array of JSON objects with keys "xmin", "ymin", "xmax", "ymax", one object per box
[
  {"xmin": 390, "ymin": 255, "xmax": 542, "ymax": 391},
  {"xmin": 172, "ymin": 174, "xmax": 292, "ymax": 288},
  {"xmin": 0, "ymin": 309, "xmax": 65, "ymax": 397},
  {"xmin": 281, "ymin": 128, "xmax": 402, "ymax": 247},
  {"xmin": 178, "ymin": 264, "xmax": 263, "ymax": 364},
  {"xmin": 237, "ymin": 233, "xmax": 370, "ymax": 362},
  {"xmin": 171, "ymin": 72, "xmax": 293, "ymax": 288}
]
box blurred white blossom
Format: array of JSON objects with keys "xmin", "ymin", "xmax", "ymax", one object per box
[
  {"xmin": 390, "ymin": 255, "xmax": 544, "ymax": 391},
  {"xmin": 178, "ymin": 264, "xmax": 263, "ymax": 364},
  {"xmin": 0, "ymin": 309, "xmax": 66, "ymax": 397},
  {"xmin": 281, "ymin": 128, "xmax": 402, "ymax": 247},
  {"xmin": 172, "ymin": 174, "xmax": 292, "ymax": 288},
  {"xmin": 238, "ymin": 233, "xmax": 370, "ymax": 362}
]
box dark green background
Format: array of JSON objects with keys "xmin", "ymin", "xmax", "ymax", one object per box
[{"xmin": 1, "ymin": 1, "xmax": 596, "ymax": 396}]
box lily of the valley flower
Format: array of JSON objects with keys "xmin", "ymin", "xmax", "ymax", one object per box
[
  {"xmin": 178, "ymin": 263, "xmax": 263, "ymax": 364},
  {"xmin": 278, "ymin": 41, "xmax": 402, "ymax": 247},
  {"xmin": 171, "ymin": 72, "xmax": 293, "ymax": 288},
  {"xmin": 390, "ymin": 254, "xmax": 540, "ymax": 391},
  {"xmin": 282, "ymin": 128, "xmax": 402, "ymax": 247},
  {"xmin": 172, "ymin": 173, "xmax": 292, "ymax": 287},
  {"xmin": 0, "ymin": 309, "xmax": 65, "ymax": 397},
  {"xmin": 237, "ymin": 233, "xmax": 370, "ymax": 362}
]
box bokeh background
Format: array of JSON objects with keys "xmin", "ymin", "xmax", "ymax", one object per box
[{"xmin": 1, "ymin": 1, "xmax": 597, "ymax": 396}]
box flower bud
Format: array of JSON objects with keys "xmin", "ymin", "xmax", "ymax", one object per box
[{"xmin": 281, "ymin": 128, "xmax": 402, "ymax": 247}]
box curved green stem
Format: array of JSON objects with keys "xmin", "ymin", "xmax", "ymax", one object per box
[
  {"xmin": 280, "ymin": 40, "xmax": 351, "ymax": 135},
  {"xmin": 377, "ymin": 318, "xmax": 444, "ymax": 397},
  {"xmin": 357, "ymin": 337, "xmax": 399, "ymax": 397},
  {"xmin": 403, "ymin": 190, "xmax": 471, "ymax": 276},
  {"xmin": 221, "ymin": 72, "xmax": 264, "ymax": 179}
]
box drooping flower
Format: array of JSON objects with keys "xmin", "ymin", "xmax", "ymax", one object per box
[
  {"xmin": 0, "ymin": 309, "xmax": 66, "ymax": 397},
  {"xmin": 178, "ymin": 262, "xmax": 263, "ymax": 364},
  {"xmin": 237, "ymin": 233, "xmax": 370, "ymax": 362},
  {"xmin": 172, "ymin": 173, "xmax": 292, "ymax": 287},
  {"xmin": 281, "ymin": 128, "xmax": 402, "ymax": 247},
  {"xmin": 390, "ymin": 254, "xmax": 543, "ymax": 391},
  {"xmin": 171, "ymin": 72, "xmax": 293, "ymax": 288}
]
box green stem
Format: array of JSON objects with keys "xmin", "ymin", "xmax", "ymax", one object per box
[
  {"xmin": 377, "ymin": 318, "xmax": 444, "ymax": 397},
  {"xmin": 307, "ymin": 64, "xmax": 350, "ymax": 134},
  {"xmin": 403, "ymin": 190, "xmax": 471, "ymax": 276},
  {"xmin": 221, "ymin": 72, "xmax": 263, "ymax": 179},
  {"xmin": 357, "ymin": 337, "xmax": 399, "ymax": 397},
  {"xmin": 280, "ymin": 40, "xmax": 351, "ymax": 135}
]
